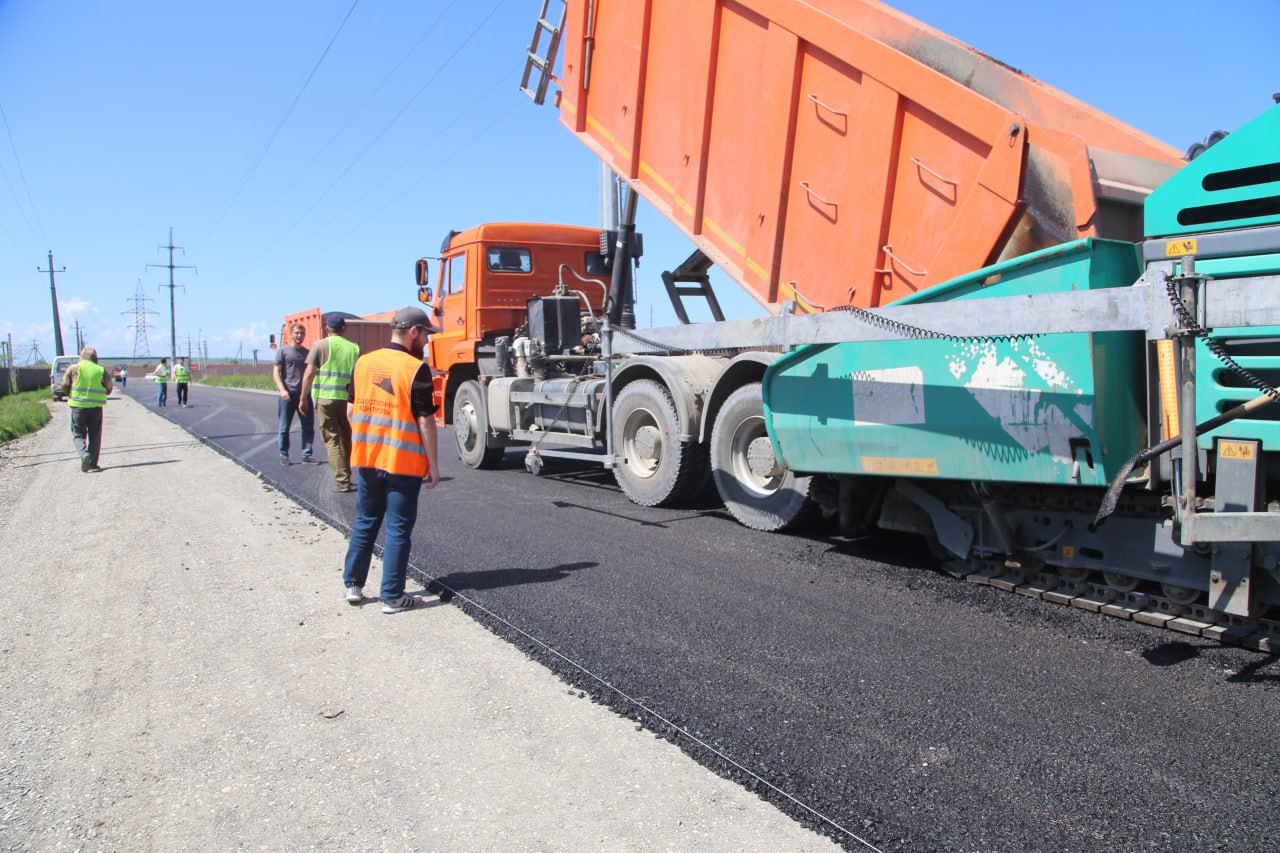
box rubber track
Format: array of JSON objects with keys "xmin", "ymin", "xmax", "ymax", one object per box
[{"xmin": 955, "ymin": 559, "xmax": 1280, "ymax": 653}]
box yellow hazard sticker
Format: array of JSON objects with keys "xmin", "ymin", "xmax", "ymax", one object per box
[
  {"xmin": 1165, "ymin": 238, "xmax": 1198, "ymax": 256},
  {"xmin": 861, "ymin": 456, "xmax": 939, "ymax": 476},
  {"xmin": 1061, "ymin": 545, "xmax": 1075, "ymax": 559},
  {"xmin": 1219, "ymin": 440, "xmax": 1257, "ymax": 461}
]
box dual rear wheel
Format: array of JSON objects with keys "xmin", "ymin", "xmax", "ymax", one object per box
[
  {"xmin": 611, "ymin": 379, "xmax": 814, "ymax": 531},
  {"xmin": 457, "ymin": 374, "xmax": 816, "ymax": 532}
]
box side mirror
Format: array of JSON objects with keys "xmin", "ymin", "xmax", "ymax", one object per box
[
  {"xmin": 415, "ymin": 258, "xmax": 430, "ymax": 287},
  {"xmin": 269, "ymin": 333, "xmax": 277, "ymax": 350},
  {"xmin": 417, "ymin": 285, "xmax": 433, "ymax": 304}
]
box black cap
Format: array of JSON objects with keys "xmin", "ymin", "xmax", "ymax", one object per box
[
  {"xmin": 325, "ymin": 313, "xmax": 347, "ymax": 332},
  {"xmin": 392, "ymin": 306, "xmax": 438, "ymax": 332}
]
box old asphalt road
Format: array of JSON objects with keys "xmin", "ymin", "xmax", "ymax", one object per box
[
  {"xmin": 0, "ymin": 389, "xmax": 835, "ymax": 852},
  {"xmin": 46, "ymin": 382, "xmax": 1280, "ymax": 849}
]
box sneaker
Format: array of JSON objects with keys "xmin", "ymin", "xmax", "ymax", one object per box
[
  {"xmin": 80, "ymin": 456, "xmax": 91, "ymax": 472},
  {"xmin": 332, "ymin": 484, "xmax": 354, "ymax": 493},
  {"xmin": 381, "ymin": 593, "xmax": 421, "ymax": 614},
  {"xmin": 344, "ymin": 585, "xmax": 363, "ymax": 604},
  {"xmin": 280, "ymin": 455, "xmax": 291, "ymax": 466},
  {"xmin": 302, "ymin": 454, "xmax": 319, "ymax": 464}
]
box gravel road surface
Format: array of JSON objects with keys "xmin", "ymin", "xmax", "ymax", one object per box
[{"xmin": 0, "ymin": 393, "xmax": 836, "ymax": 852}]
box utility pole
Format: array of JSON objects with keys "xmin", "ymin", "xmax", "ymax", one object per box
[
  {"xmin": 147, "ymin": 227, "xmax": 196, "ymax": 370},
  {"xmin": 3, "ymin": 335, "xmax": 13, "ymax": 394},
  {"xmin": 72, "ymin": 319, "xmax": 85, "ymax": 353},
  {"xmin": 38, "ymin": 251, "xmax": 66, "ymax": 358}
]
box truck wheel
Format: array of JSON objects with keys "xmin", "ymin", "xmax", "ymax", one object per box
[
  {"xmin": 711, "ymin": 382, "xmax": 816, "ymax": 531},
  {"xmin": 453, "ymin": 380, "xmax": 503, "ymax": 469},
  {"xmin": 611, "ymin": 379, "xmax": 707, "ymax": 507}
]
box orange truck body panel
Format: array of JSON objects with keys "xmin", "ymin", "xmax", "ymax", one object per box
[
  {"xmin": 279, "ymin": 309, "xmax": 395, "ymax": 360},
  {"xmin": 558, "ymin": 0, "xmax": 1182, "ymax": 312}
]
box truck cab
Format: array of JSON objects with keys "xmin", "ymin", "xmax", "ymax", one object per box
[{"xmin": 426, "ymin": 222, "xmax": 609, "ymax": 425}]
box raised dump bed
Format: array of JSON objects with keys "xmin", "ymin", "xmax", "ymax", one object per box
[{"xmin": 557, "ymin": 0, "xmax": 1183, "ymax": 313}]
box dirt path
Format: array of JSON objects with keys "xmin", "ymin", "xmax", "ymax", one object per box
[{"xmin": 0, "ymin": 395, "xmax": 836, "ymax": 852}]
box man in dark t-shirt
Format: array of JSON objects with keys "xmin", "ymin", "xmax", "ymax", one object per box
[{"xmin": 273, "ymin": 323, "xmax": 315, "ymax": 465}]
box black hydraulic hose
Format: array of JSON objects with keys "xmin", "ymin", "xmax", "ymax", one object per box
[{"xmin": 1094, "ymin": 391, "xmax": 1277, "ymax": 526}]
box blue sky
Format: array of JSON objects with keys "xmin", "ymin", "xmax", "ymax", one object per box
[{"xmin": 1, "ymin": 0, "xmax": 1276, "ymax": 361}]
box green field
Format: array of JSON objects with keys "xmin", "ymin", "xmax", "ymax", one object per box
[
  {"xmin": 198, "ymin": 374, "xmax": 277, "ymax": 391},
  {"xmin": 0, "ymin": 389, "xmax": 52, "ymax": 444}
]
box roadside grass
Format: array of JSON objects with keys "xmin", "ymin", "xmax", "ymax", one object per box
[
  {"xmin": 199, "ymin": 374, "xmax": 276, "ymax": 391},
  {"xmin": 0, "ymin": 389, "xmax": 53, "ymax": 444}
]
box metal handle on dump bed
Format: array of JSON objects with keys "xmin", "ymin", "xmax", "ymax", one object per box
[{"xmin": 877, "ymin": 244, "xmax": 927, "ymax": 278}]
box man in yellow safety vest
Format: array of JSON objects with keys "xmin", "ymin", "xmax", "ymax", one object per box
[
  {"xmin": 174, "ymin": 357, "xmax": 191, "ymax": 406},
  {"xmin": 61, "ymin": 346, "xmax": 113, "ymax": 472},
  {"xmin": 154, "ymin": 358, "xmax": 170, "ymax": 407},
  {"xmin": 301, "ymin": 314, "xmax": 361, "ymax": 492}
]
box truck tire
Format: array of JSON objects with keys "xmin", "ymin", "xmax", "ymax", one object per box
[
  {"xmin": 453, "ymin": 380, "xmax": 503, "ymax": 469},
  {"xmin": 611, "ymin": 379, "xmax": 707, "ymax": 507},
  {"xmin": 711, "ymin": 382, "xmax": 816, "ymax": 531}
]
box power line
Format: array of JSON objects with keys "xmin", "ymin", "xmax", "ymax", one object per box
[
  {"xmin": 0, "ymin": 101, "xmax": 45, "ymax": 252},
  {"xmin": 255, "ymin": 0, "xmax": 465, "ymax": 215},
  {"xmin": 230, "ymin": 64, "xmax": 517, "ymax": 281},
  {"xmin": 224, "ymin": 0, "xmax": 510, "ymax": 281},
  {"xmin": 195, "ymin": 0, "xmax": 362, "ymax": 249}
]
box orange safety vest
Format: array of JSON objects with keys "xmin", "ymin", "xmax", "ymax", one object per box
[{"xmin": 350, "ymin": 348, "xmax": 430, "ymax": 477}]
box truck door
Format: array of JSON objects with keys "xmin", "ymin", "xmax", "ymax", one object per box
[{"xmin": 430, "ymin": 249, "xmax": 469, "ymax": 365}]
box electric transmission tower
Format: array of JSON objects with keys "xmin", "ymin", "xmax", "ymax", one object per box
[
  {"xmin": 123, "ymin": 279, "xmax": 159, "ymax": 358},
  {"xmin": 147, "ymin": 227, "xmax": 196, "ymax": 366},
  {"xmin": 22, "ymin": 339, "xmax": 46, "ymax": 365}
]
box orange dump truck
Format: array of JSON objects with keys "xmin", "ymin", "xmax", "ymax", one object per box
[
  {"xmin": 426, "ymin": 0, "xmax": 1280, "ymax": 634},
  {"xmin": 277, "ymin": 308, "xmax": 396, "ymax": 356}
]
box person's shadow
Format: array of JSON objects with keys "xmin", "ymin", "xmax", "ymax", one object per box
[{"xmin": 427, "ymin": 560, "xmax": 597, "ymax": 601}]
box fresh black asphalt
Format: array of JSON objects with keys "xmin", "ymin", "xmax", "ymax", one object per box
[{"xmin": 123, "ymin": 382, "xmax": 1280, "ymax": 852}]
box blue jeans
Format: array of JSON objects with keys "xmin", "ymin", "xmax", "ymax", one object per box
[
  {"xmin": 156, "ymin": 382, "xmax": 167, "ymax": 406},
  {"xmin": 277, "ymin": 390, "xmax": 314, "ymax": 458},
  {"xmin": 343, "ymin": 468, "xmax": 423, "ymax": 601}
]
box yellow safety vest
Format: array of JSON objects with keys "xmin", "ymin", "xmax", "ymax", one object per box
[
  {"xmin": 68, "ymin": 361, "xmax": 108, "ymax": 409},
  {"xmin": 312, "ymin": 336, "xmax": 359, "ymax": 402}
]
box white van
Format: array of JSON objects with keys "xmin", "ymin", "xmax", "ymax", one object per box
[{"xmin": 49, "ymin": 356, "xmax": 78, "ymax": 401}]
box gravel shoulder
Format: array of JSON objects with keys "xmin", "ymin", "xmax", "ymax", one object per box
[{"xmin": 0, "ymin": 394, "xmax": 837, "ymax": 852}]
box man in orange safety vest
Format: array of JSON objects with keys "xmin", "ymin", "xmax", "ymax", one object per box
[{"xmin": 342, "ymin": 306, "xmax": 441, "ymax": 613}]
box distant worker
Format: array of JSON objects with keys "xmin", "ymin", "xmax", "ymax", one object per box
[
  {"xmin": 174, "ymin": 357, "xmax": 191, "ymax": 407},
  {"xmin": 61, "ymin": 346, "xmax": 113, "ymax": 472},
  {"xmin": 273, "ymin": 322, "xmax": 315, "ymax": 465},
  {"xmin": 300, "ymin": 313, "xmax": 359, "ymax": 492},
  {"xmin": 342, "ymin": 307, "xmax": 440, "ymax": 613},
  {"xmin": 119, "ymin": 366, "xmax": 127, "ymax": 388},
  {"xmin": 154, "ymin": 358, "xmax": 170, "ymax": 407}
]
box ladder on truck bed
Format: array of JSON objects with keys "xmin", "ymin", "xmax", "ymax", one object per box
[{"xmin": 520, "ymin": 0, "xmax": 566, "ymax": 106}]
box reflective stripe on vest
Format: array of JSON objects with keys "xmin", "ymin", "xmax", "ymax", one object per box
[
  {"xmin": 312, "ymin": 336, "xmax": 359, "ymax": 401},
  {"xmin": 155, "ymin": 366, "xmax": 169, "ymax": 381},
  {"xmin": 350, "ymin": 348, "xmax": 429, "ymax": 477},
  {"xmin": 174, "ymin": 364, "xmax": 190, "ymax": 382},
  {"xmin": 68, "ymin": 361, "xmax": 108, "ymax": 408}
]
